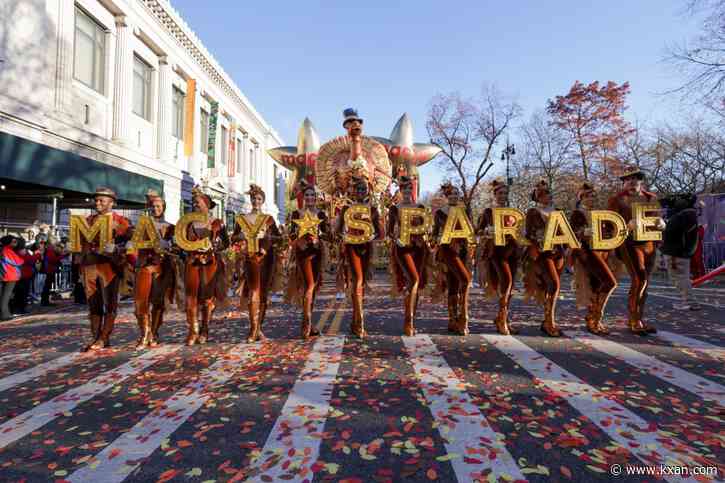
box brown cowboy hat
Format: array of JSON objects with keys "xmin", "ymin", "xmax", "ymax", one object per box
[
  {"xmin": 93, "ymin": 187, "xmax": 117, "ymax": 200},
  {"xmin": 619, "ymin": 167, "xmax": 645, "ymax": 180}
]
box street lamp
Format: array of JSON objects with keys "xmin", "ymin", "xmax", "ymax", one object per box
[{"xmin": 500, "ymin": 140, "xmax": 515, "ymax": 203}]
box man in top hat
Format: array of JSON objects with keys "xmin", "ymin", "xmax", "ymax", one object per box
[
  {"xmin": 133, "ymin": 190, "xmax": 176, "ymax": 349},
  {"xmin": 608, "ymin": 167, "xmax": 665, "ymax": 335},
  {"xmin": 79, "ymin": 187, "xmax": 132, "ymax": 351}
]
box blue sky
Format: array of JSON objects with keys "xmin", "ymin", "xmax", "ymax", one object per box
[{"xmin": 170, "ymin": 0, "xmax": 701, "ymax": 193}]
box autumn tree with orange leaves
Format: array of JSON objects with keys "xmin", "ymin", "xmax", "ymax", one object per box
[{"xmin": 546, "ymin": 81, "xmax": 635, "ymax": 181}]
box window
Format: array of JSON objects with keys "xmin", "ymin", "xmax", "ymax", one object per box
[
  {"xmin": 74, "ymin": 7, "xmax": 106, "ymax": 93},
  {"xmin": 132, "ymin": 56, "xmax": 152, "ymax": 120},
  {"xmin": 200, "ymin": 109, "xmax": 209, "ymax": 153},
  {"xmin": 172, "ymin": 87, "xmax": 184, "ymax": 139},
  {"xmin": 236, "ymin": 139, "xmax": 242, "ymax": 174},
  {"xmin": 220, "ymin": 126, "xmax": 228, "ymax": 166}
]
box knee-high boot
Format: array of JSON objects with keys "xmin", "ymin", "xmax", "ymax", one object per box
[
  {"xmin": 247, "ymin": 300, "xmax": 260, "ymax": 344},
  {"xmin": 198, "ymin": 304, "xmax": 211, "ymax": 344},
  {"xmin": 457, "ymin": 288, "xmax": 470, "ymax": 336},
  {"xmin": 257, "ymin": 301, "xmax": 267, "ymax": 341},
  {"xmin": 447, "ymin": 294, "xmax": 459, "ymax": 333},
  {"xmin": 541, "ymin": 293, "xmax": 562, "ymax": 337},
  {"xmin": 150, "ymin": 308, "xmax": 163, "ymax": 346},
  {"xmin": 403, "ymin": 292, "xmax": 415, "ymax": 336},
  {"xmin": 82, "ymin": 315, "xmax": 103, "ymax": 352},
  {"xmin": 185, "ymin": 310, "xmax": 200, "ymax": 346},
  {"xmin": 351, "ymin": 287, "xmax": 366, "ymax": 339},
  {"xmin": 136, "ymin": 314, "xmax": 152, "ymax": 349},
  {"xmin": 99, "ymin": 312, "xmax": 116, "ymax": 348}
]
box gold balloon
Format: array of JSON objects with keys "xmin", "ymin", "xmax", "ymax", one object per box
[
  {"xmin": 127, "ymin": 215, "xmax": 161, "ymax": 253},
  {"xmin": 292, "ymin": 210, "xmax": 322, "ymax": 239},
  {"xmin": 492, "ymin": 208, "xmax": 529, "ymax": 246},
  {"xmin": 440, "ymin": 206, "xmax": 475, "ymax": 245},
  {"xmin": 344, "ymin": 204, "xmax": 374, "ymax": 244},
  {"xmin": 590, "ymin": 210, "xmax": 627, "ymax": 250},
  {"xmin": 398, "ymin": 207, "xmax": 432, "ymax": 246},
  {"xmin": 235, "ymin": 214, "xmax": 271, "ymax": 254},
  {"xmin": 175, "ymin": 212, "xmax": 212, "ymax": 252},
  {"xmin": 632, "ymin": 202, "xmax": 663, "ymax": 242},
  {"xmin": 542, "ymin": 211, "xmax": 581, "ymax": 251},
  {"xmin": 69, "ymin": 214, "xmax": 112, "ymax": 253}
]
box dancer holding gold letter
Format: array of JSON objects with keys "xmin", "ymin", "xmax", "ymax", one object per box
[
  {"xmin": 388, "ymin": 176, "xmax": 430, "ymax": 336},
  {"xmin": 234, "ymin": 184, "xmax": 282, "ymax": 343},
  {"xmin": 432, "ymin": 182, "xmax": 473, "ymax": 336},
  {"xmin": 287, "ymin": 180, "xmax": 330, "ymax": 340},
  {"xmin": 608, "ymin": 167, "xmax": 665, "ymax": 335},
  {"xmin": 524, "ymin": 181, "xmax": 566, "ymax": 337},
  {"xmin": 180, "ymin": 187, "xmax": 228, "ymax": 346},
  {"xmin": 476, "ymin": 178, "xmax": 519, "ymax": 335},
  {"xmin": 76, "ymin": 187, "xmax": 132, "ymax": 352},
  {"xmin": 132, "ymin": 190, "xmax": 176, "ymax": 348}
]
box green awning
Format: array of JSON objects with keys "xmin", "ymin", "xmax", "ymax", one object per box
[{"xmin": 0, "ymin": 131, "xmax": 163, "ymax": 205}]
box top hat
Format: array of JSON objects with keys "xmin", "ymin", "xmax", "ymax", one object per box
[
  {"xmin": 93, "ymin": 187, "xmax": 117, "ymax": 200},
  {"xmin": 343, "ymin": 108, "xmax": 363, "ymax": 128}
]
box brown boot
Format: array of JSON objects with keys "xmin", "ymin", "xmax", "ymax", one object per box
[
  {"xmin": 350, "ymin": 289, "xmax": 366, "ymax": 339},
  {"xmin": 592, "ymin": 294, "xmax": 610, "ymax": 335},
  {"xmin": 149, "ymin": 309, "xmax": 163, "ymax": 347},
  {"xmin": 185, "ymin": 310, "xmax": 200, "ymax": 346},
  {"xmin": 301, "ymin": 308, "xmax": 312, "ymax": 340},
  {"xmin": 247, "ymin": 301, "xmax": 260, "ymax": 343},
  {"xmin": 447, "ymin": 295, "xmax": 459, "ymax": 333},
  {"xmin": 455, "ymin": 297, "xmax": 470, "ymax": 336},
  {"xmin": 136, "ymin": 314, "xmax": 152, "ymax": 349},
  {"xmin": 540, "ymin": 296, "xmax": 562, "ymax": 337},
  {"xmin": 585, "ymin": 316, "xmax": 601, "ymax": 335},
  {"xmin": 403, "ymin": 293, "xmax": 416, "ymax": 337},
  {"xmin": 82, "ymin": 315, "xmax": 103, "ymax": 352},
  {"xmin": 628, "ymin": 318, "xmax": 649, "ymax": 336},
  {"xmin": 257, "ymin": 301, "xmax": 268, "ymax": 341},
  {"xmin": 97, "ymin": 313, "xmax": 116, "ymax": 348},
  {"xmin": 495, "ymin": 307, "xmax": 511, "ymax": 335}
]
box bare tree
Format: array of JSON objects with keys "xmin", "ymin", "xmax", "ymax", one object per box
[
  {"xmin": 426, "ymin": 85, "xmax": 521, "ymax": 212},
  {"xmin": 665, "ymin": 0, "xmax": 725, "ymax": 101}
]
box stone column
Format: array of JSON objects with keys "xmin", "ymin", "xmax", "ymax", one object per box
[
  {"xmin": 112, "ymin": 15, "xmax": 131, "ymax": 144},
  {"xmin": 53, "ymin": 0, "xmax": 74, "ymax": 114},
  {"xmin": 156, "ymin": 56, "xmax": 170, "ymax": 161}
]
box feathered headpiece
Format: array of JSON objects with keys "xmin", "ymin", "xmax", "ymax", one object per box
[
  {"xmin": 490, "ymin": 177, "xmax": 507, "ymax": 193},
  {"xmin": 577, "ymin": 181, "xmax": 595, "ymax": 200},
  {"xmin": 440, "ymin": 181, "xmax": 459, "ymax": 197},
  {"xmin": 145, "ymin": 189, "xmax": 165, "ymax": 208},
  {"xmin": 191, "ymin": 185, "xmax": 216, "ymax": 209},
  {"xmin": 246, "ymin": 183, "xmax": 266, "ymax": 202},
  {"xmin": 530, "ymin": 180, "xmax": 550, "ymax": 202}
]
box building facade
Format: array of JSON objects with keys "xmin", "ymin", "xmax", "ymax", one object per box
[{"xmin": 0, "ymin": 0, "xmax": 287, "ymax": 233}]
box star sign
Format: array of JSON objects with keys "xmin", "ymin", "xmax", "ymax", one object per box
[{"xmin": 293, "ymin": 210, "xmax": 322, "ymax": 239}]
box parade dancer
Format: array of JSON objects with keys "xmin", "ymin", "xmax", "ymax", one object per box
[
  {"xmin": 79, "ymin": 187, "xmax": 132, "ymax": 352},
  {"xmin": 608, "ymin": 168, "xmax": 665, "ymax": 335},
  {"xmin": 570, "ymin": 182, "xmax": 617, "ymax": 335},
  {"xmin": 388, "ymin": 176, "xmax": 429, "ymax": 336},
  {"xmin": 287, "ymin": 181, "xmax": 330, "ymax": 339},
  {"xmin": 432, "ymin": 182, "xmax": 472, "ymax": 336},
  {"xmin": 133, "ymin": 190, "xmax": 175, "ymax": 348},
  {"xmin": 476, "ymin": 178, "xmax": 519, "ymax": 335},
  {"xmin": 336, "ymin": 176, "xmax": 383, "ymax": 339},
  {"xmin": 524, "ymin": 181, "xmax": 565, "ymax": 337},
  {"xmin": 183, "ymin": 187, "xmax": 228, "ymax": 346},
  {"xmin": 234, "ymin": 184, "xmax": 282, "ymax": 343}
]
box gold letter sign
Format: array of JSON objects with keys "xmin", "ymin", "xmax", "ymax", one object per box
[
  {"xmin": 127, "ymin": 215, "xmax": 161, "ymax": 253},
  {"xmin": 492, "ymin": 208, "xmax": 529, "ymax": 246},
  {"xmin": 175, "ymin": 212, "xmax": 212, "ymax": 252},
  {"xmin": 344, "ymin": 205, "xmax": 374, "ymax": 244},
  {"xmin": 69, "ymin": 214, "xmax": 112, "ymax": 253},
  {"xmin": 398, "ymin": 207, "xmax": 431, "ymax": 246},
  {"xmin": 590, "ymin": 210, "xmax": 627, "ymax": 250},
  {"xmin": 542, "ymin": 211, "xmax": 581, "ymax": 251},
  {"xmin": 235, "ymin": 214, "xmax": 270, "ymax": 254},
  {"xmin": 440, "ymin": 206, "xmax": 475, "ymax": 245},
  {"xmin": 632, "ymin": 202, "xmax": 663, "ymax": 242}
]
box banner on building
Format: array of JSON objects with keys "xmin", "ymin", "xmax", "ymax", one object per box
[
  {"xmin": 183, "ymin": 79, "xmax": 196, "ymax": 157},
  {"xmin": 228, "ymin": 122, "xmax": 237, "ymax": 177},
  {"xmin": 207, "ymin": 100, "xmax": 219, "ymax": 168}
]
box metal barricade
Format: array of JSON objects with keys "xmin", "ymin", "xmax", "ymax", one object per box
[{"xmin": 51, "ymin": 263, "xmax": 73, "ymax": 293}]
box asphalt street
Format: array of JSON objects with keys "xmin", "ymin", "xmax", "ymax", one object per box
[{"xmin": 0, "ymin": 273, "xmax": 722, "ymax": 483}]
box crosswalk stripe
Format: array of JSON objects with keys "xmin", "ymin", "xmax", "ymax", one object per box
[
  {"xmin": 315, "ymin": 300, "xmax": 337, "ymax": 333},
  {"xmin": 655, "ymin": 331, "xmax": 725, "ymax": 361},
  {"xmin": 0, "ymin": 351, "xmax": 30, "ymax": 364},
  {"xmin": 570, "ymin": 332, "xmax": 725, "ymax": 406},
  {"xmin": 0, "ymin": 345, "xmax": 180, "ymax": 450},
  {"xmin": 0, "ymin": 352, "xmax": 83, "ymax": 393},
  {"xmin": 326, "ymin": 305, "xmax": 345, "ymax": 335},
  {"xmin": 403, "ymin": 335, "xmax": 525, "ymax": 482},
  {"xmin": 246, "ymin": 335, "xmax": 345, "ymax": 482},
  {"xmin": 66, "ymin": 344, "xmax": 258, "ymax": 483},
  {"xmin": 482, "ymin": 334, "xmax": 708, "ymax": 482}
]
